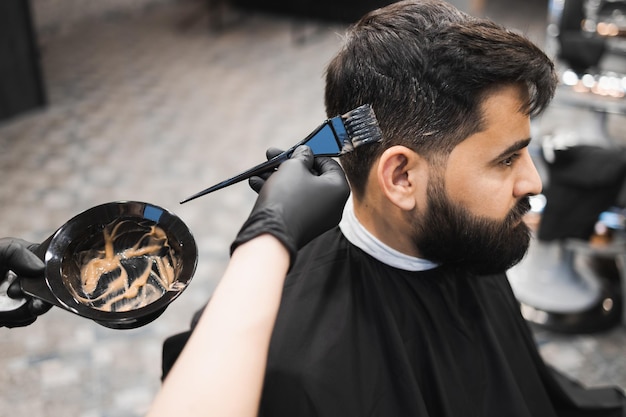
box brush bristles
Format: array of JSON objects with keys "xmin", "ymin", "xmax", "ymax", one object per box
[{"xmin": 341, "ymin": 104, "xmax": 383, "ymax": 153}]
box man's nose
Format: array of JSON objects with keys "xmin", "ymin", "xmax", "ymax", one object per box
[{"xmin": 514, "ymin": 152, "xmax": 542, "ymax": 198}]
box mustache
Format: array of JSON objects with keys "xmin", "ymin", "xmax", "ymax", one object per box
[{"xmin": 506, "ymin": 196, "xmax": 531, "ymax": 226}]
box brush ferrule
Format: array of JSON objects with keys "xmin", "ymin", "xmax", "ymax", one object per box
[{"xmin": 329, "ymin": 116, "xmax": 351, "ymax": 152}]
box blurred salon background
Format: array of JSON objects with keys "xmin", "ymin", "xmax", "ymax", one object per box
[{"xmin": 0, "ymin": 0, "xmax": 624, "ymax": 415}]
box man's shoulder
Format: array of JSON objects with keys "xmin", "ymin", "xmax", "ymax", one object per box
[{"xmin": 289, "ymin": 226, "xmax": 352, "ymax": 271}]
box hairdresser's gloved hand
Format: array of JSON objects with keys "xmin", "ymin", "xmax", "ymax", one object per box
[
  {"xmin": 0, "ymin": 238, "xmax": 52, "ymax": 328},
  {"xmin": 248, "ymin": 147, "xmax": 284, "ymax": 193},
  {"xmin": 232, "ymin": 145, "xmax": 349, "ymax": 264}
]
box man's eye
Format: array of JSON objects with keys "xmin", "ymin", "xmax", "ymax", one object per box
[{"xmin": 502, "ymin": 154, "xmax": 520, "ymax": 167}]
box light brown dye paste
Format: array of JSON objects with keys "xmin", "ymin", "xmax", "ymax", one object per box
[{"xmin": 70, "ymin": 220, "xmax": 181, "ymax": 312}]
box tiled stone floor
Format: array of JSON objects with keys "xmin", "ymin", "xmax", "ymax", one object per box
[{"xmin": 0, "ymin": 1, "xmax": 624, "ymax": 416}]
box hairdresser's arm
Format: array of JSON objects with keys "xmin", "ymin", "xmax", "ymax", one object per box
[
  {"xmin": 149, "ymin": 234, "xmax": 288, "ymax": 417},
  {"xmin": 147, "ymin": 146, "xmax": 349, "ymax": 417}
]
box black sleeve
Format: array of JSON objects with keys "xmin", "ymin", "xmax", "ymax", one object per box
[{"xmin": 160, "ymin": 303, "xmax": 207, "ymax": 381}]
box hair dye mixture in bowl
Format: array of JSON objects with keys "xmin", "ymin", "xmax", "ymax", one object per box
[{"xmin": 62, "ymin": 218, "xmax": 185, "ymax": 312}]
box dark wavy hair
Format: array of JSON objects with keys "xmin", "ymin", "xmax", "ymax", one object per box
[{"xmin": 325, "ymin": 0, "xmax": 557, "ymax": 197}]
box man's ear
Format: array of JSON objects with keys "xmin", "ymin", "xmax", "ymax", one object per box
[{"xmin": 376, "ymin": 146, "xmax": 428, "ymax": 211}]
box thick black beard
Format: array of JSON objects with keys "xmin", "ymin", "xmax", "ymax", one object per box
[{"xmin": 411, "ymin": 181, "xmax": 532, "ymax": 276}]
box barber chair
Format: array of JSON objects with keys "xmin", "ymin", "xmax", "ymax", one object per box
[
  {"xmin": 508, "ymin": 145, "xmax": 626, "ymax": 333},
  {"xmin": 550, "ymin": 0, "xmax": 607, "ymax": 74}
]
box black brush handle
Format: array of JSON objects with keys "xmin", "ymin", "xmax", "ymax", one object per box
[{"xmin": 180, "ymin": 147, "xmax": 294, "ymax": 203}]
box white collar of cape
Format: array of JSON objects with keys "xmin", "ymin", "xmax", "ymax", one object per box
[{"xmin": 339, "ymin": 195, "xmax": 439, "ymax": 272}]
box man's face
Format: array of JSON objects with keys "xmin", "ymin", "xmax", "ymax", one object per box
[{"xmin": 411, "ymin": 85, "xmax": 542, "ymax": 275}]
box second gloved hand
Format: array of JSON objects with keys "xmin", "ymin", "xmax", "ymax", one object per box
[
  {"xmin": 0, "ymin": 238, "xmax": 52, "ymax": 328},
  {"xmin": 231, "ymin": 145, "xmax": 350, "ymax": 264}
]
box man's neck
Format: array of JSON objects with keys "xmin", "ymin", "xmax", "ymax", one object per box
[
  {"xmin": 352, "ymin": 194, "xmax": 422, "ymax": 258},
  {"xmin": 339, "ymin": 196, "xmax": 438, "ymax": 272}
]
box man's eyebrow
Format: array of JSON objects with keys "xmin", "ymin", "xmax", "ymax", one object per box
[{"xmin": 493, "ymin": 138, "xmax": 532, "ymax": 161}]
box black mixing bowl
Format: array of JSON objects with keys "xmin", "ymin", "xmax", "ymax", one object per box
[{"xmin": 19, "ymin": 201, "xmax": 197, "ymax": 329}]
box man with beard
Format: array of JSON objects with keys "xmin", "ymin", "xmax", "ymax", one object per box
[{"xmin": 162, "ymin": 1, "xmax": 625, "ymax": 416}]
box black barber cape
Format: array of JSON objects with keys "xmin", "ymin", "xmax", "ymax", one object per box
[{"xmin": 162, "ymin": 227, "xmax": 625, "ymax": 417}]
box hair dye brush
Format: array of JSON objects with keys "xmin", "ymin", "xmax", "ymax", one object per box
[{"xmin": 180, "ymin": 104, "xmax": 382, "ymax": 204}]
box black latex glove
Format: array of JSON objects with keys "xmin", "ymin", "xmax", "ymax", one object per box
[
  {"xmin": 231, "ymin": 145, "xmax": 350, "ymax": 264},
  {"xmin": 0, "ymin": 238, "xmax": 52, "ymax": 328},
  {"xmin": 248, "ymin": 147, "xmax": 284, "ymax": 193}
]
